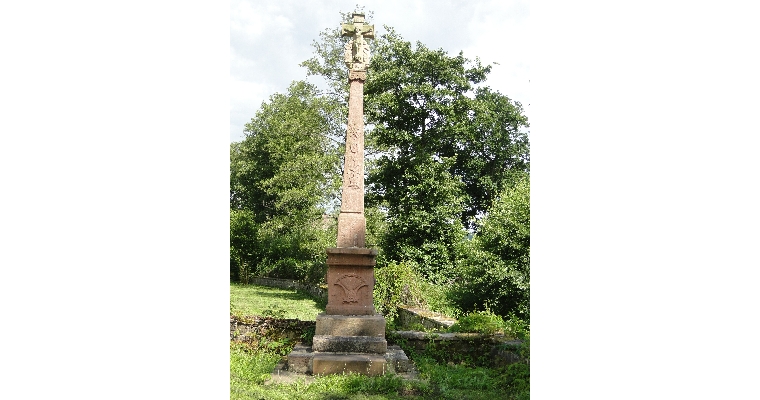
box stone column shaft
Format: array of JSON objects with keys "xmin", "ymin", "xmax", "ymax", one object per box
[{"xmin": 336, "ymin": 72, "xmax": 367, "ymax": 248}]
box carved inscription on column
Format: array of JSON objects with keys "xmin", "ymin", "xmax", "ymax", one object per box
[{"xmin": 345, "ymin": 125, "xmax": 361, "ymax": 190}]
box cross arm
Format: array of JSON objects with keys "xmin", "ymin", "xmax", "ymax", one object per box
[{"xmin": 341, "ymin": 23, "xmax": 375, "ymax": 39}]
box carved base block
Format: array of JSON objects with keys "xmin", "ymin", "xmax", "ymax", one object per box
[{"xmin": 325, "ymin": 248, "xmax": 377, "ymax": 315}]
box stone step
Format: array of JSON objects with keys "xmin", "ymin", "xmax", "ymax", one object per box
[
  {"xmin": 385, "ymin": 345, "xmax": 411, "ymax": 373},
  {"xmin": 311, "ymin": 353, "xmax": 387, "ymax": 376},
  {"xmin": 282, "ymin": 345, "xmax": 413, "ymax": 377},
  {"xmin": 315, "ymin": 313, "xmax": 386, "ymax": 337},
  {"xmin": 312, "ymin": 335, "xmax": 387, "ymax": 354},
  {"xmin": 286, "ymin": 344, "xmax": 313, "ymax": 374}
]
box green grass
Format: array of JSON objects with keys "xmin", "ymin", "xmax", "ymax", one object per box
[
  {"xmin": 230, "ymin": 283, "xmax": 326, "ymax": 320},
  {"xmin": 230, "ymin": 342, "xmax": 527, "ymax": 399},
  {"xmin": 230, "ymin": 342, "xmax": 282, "ymax": 397},
  {"xmin": 230, "ymin": 282, "xmax": 529, "ymax": 399}
]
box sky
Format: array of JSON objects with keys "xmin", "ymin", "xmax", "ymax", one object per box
[{"xmin": 230, "ymin": 0, "xmax": 530, "ymax": 142}]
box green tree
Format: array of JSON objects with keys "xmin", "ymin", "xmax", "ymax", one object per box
[
  {"xmin": 450, "ymin": 175, "xmax": 530, "ymax": 319},
  {"xmin": 230, "ymin": 80, "xmax": 341, "ymax": 282},
  {"xmin": 365, "ymin": 30, "xmax": 530, "ymax": 231},
  {"xmin": 299, "ymin": 15, "xmax": 531, "ymax": 301},
  {"xmin": 363, "ymin": 30, "xmax": 529, "ymax": 282}
]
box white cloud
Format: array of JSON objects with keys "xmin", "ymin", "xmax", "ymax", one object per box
[
  {"xmin": 230, "ymin": 0, "xmax": 265, "ymax": 41},
  {"xmin": 230, "ymin": 79, "xmax": 277, "ymax": 141},
  {"xmin": 230, "ymin": 0, "xmax": 533, "ymax": 141}
]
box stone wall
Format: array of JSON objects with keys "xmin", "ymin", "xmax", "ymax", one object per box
[
  {"xmin": 229, "ymin": 315, "xmax": 524, "ymax": 368},
  {"xmin": 388, "ymin": 331, "xmax": 525, "ymax": 368},
  {"xmin": 397, "ymin": 306, "xmax": 457, "ymax": 331},
  {"xmin": 230, "ymin": 314, "xmax": 316, "ymax": 344}
]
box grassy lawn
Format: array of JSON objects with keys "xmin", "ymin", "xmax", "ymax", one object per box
[
  {"xmin": 230, "ymin": 283, "xmax": 326, "ymax": 320},
  {"xmin": 231, "ymin": 342, "xmax": 528, "ymax": 400},
  {"xmin": 230, "ymin": 282, "xmax": 529, "ymax": 399}
]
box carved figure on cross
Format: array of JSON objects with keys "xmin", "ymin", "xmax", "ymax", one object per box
[{"xmin": 342, "ymin": 13, "xmax": 374, "ymax": 71}]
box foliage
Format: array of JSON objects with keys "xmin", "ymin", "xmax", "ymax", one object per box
[
  {"xmin": 500, "ymin": 362, "xmax": 530, "ymax": 400},
  {"xmin": 446, "ymin": 309, "xmax": 528, "ymax": 339},
  {"xmin": 448, "ymin": 175, "xmax": 530, "ymax": 319},
  {"xmin": 503, "ymin": 314, "xmax": 531, "ymax": 342},
  {"xmin": 374, "ymin": 157, "xmax": 467, "ymax": 282},
  {"xmin": 478, "ymin": 175, "xmax": 530, "ymax": 265},
  {"xmin": 230, "ymin": 81, "xmax": 341, "ymax": 283},
  {"xmin": 448, "ymin": 310, "xmax": 507, "ymax": 335},
  {"xmin": 230, "ymin": 342, "xmax": 282, "ymax": 396},
  {"xmin": 373, "ymin": 261, "xmax": 427, "ymax": 327},
  {"xmin": 231, "ymin": 80, "xmax": 342, "ymax": 214},
  {"xmin": 415, "ymin": 356, "xmax": 527, "ymax": 400},
  {"xmin": 362, "ymin": 29, "xmax": 529, "ymax": 283},
  {"xmin": 365, "ymin": 29, "xmax": 530, "ymax": 232}
]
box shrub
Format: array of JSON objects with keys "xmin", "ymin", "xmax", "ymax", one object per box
[
  {"xmin": 448, "ymin": 310, "xmax": 506, "ymax": 335},
  {"xmin": 448, "ymin": 176, "xmax": 530, "ymax": 320},
  {"xmin": 373, "ymin": 261, "xmax": 426, "ymax": 326}
]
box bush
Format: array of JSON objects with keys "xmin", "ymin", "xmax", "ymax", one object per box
[
  {"xmin": 449, "ymin": 310, "xmax": 506, "ymax": 335},
  {"xmin": 373, "ymin": 261, "xmax": 427, "ymax": 326},
  {"xmin": 448, "ymin": 177, "xmax": 530, "ymax": 320},
  {"xmin": 230, "ymin": 209, "xmax": 334, "ymax": 284}
]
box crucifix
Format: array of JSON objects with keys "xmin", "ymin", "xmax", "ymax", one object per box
[{"xmin": 341, "ymin": 13, "xmax": 375, "ymax": 72}]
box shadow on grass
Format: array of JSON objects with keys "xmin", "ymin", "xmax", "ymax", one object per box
[{"xmin": 231, "ymin": 284, "xmax": 327, "ymax": 314}]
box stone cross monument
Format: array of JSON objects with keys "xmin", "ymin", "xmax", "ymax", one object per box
[
  {"xmin": 336, "ymin": 13, "xmax": 374, "ymax": 249},
  {"xmin": 324, "ymin": 13, "xmax": 377, "ymax": 317},
  {"xmin": 283, "ymin": 13, "xmax": 411, "ymax": 378}
]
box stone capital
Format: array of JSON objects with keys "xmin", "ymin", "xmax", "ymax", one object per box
[{"xmin": 348, "ymin": 70, "xmax": 367, "ymax": 81}]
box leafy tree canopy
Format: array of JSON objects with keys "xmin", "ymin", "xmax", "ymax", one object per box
[
  {"xmin": 231, "ymin": 80, "xmax": 342, "ymax": 220},
  {"xmin": 366, "ymin": 29, "xmax": 530, "ymax": 231},
  {"xmin": 230, "ymin": 80, "xmax": 342, "ymax": 283},
  {"xmin": 450, "ymin": 175, "xmax": 530, "ymax": 319},
  {"xmin": 298, "ymin": 16, "xmax": 530, "ymax": 286}
]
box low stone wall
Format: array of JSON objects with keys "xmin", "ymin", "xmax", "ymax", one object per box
[
  {"xmin": 388, "ymin": 330, "xmax": 525, "ymax": 368},
  {"xmin": 248, "ymin": 277, "xmax": 328, "ymax": 301},
  {"xmin": 230, "ymin": 315, "xmax": 316, "ymax": 344},
  {"xmin": 229, "ymin": 315, "xmax": 523, "ymax": 369},
  {"xmin": 397, "ymin": 306, "xmax": 457, "ymax": 331}
]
